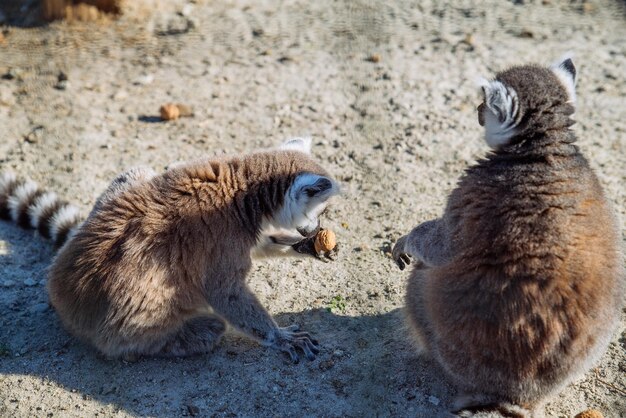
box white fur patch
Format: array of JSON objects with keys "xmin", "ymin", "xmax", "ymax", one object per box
[
  {"xmin": 279, "ymin": 137, "xmax": 312, "ymax": 154},
  {"xmin": 27, "ymin": 192, "xmax": 59, "ymax": 229},
  {"xmin": 273, "ymin": 173, "xmax": 339, "ymax": 233},
  {"xmin": 0, "ymin": 171, "xmax": 17, "ymax": 194},
  {"xmin": 49, "ymin": 204, "xmax": 81, "ymax": 243},
  {"xmin": 478, "ymin": 79, "xmax": 519, "ymax": 149},
  {"xmin": 550, "ymin": 54, "xmax": 576, "ymax": 104},
  {"xmin": 7, "ymin": 180, "xmax": 39, "ymax": 222},
  {"xmin": 251, "ymin": 222, "xmax": 301, "ymax": 259}
]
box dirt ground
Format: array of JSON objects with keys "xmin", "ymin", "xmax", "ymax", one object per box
[{"xmin": 0, "ymin": 1, "xmax": 625, "ymax": 417}]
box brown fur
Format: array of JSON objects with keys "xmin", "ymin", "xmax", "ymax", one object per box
[
  {"xmin": 393, "ymin": 61, "xmax": 624, "ymax": 416},
  {"xmin": 48, "ymin": 149, "xmax": 336, "ymax": 361}
]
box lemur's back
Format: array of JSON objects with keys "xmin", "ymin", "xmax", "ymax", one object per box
[
  {"xmin": 423, "ymin": 139, "xmax": 622, "ymax": 400},
  {"xmin": 396, "ymin": 59, "xmax": 624, "ymax": 416}
]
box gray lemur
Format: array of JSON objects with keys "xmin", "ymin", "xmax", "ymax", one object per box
[
  {"xmin": 0, "ymin": 137, "xmax": 339, "ymax": 363},
  {"xmin": 392, "ymin": 58, "xmax": 624, "ymax": 417}
]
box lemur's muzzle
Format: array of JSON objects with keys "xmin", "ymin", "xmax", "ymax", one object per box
[{"xmin": 297, "ymin": 219, "xmax": 321, "ymax": 238}]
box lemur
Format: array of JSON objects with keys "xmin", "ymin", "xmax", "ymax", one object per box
[
  {"xmin": 392, "ymin": 57, "xmax": 624, "ymax": 417},
  {"xmin": 0, "ymin": 137, "xmax": 339, "ymax": 363}
]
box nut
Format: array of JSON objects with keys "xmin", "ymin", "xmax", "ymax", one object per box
[
  {"xmin": 314, "ymin": 229, "xmax": 336, "ymax": 253},
  {"xmin": 160, "ymin": 103, "xmax": 180, "ymax": 121},
  {"xmin": 574, "ymin": 410, "xmax": 604, "ymax": 418}
]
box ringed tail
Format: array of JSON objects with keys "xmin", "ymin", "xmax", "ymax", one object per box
[
  {"xmin": 0, "ymin": 171, "xmax": 83, "ymax": 248},
  {"xmin": 454, "ymin": 402, "xmax": 530, "ymax": 418}
]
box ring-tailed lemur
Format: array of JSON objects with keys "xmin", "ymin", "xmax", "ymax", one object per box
[
  {"xmin": 1, "ymin": 137, "xmax": 340, "ymax": 363},
  {"xmin": 393, "ymin": 57, "xmax": 624, "ymax": 417}
]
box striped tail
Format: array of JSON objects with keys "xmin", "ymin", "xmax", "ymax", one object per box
[
  {"xmin": 0, "ymin": 171, "xmax": 83, "ymax": 248},
  {"xmin": 454, "ymin": 403, "xmax": 531, "ymax": 418}
]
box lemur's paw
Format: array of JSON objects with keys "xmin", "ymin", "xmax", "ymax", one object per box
[
  {"xmin": 271, "ymin": 324, "xmax": 320, "ymax": 363},
  {"xmin": 392, "ymin": 235, "xmax": 412, "ymax": 270}
]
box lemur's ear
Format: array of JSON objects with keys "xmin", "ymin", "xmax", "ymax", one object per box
[
  {"xmin": 292, "ymin": 173, "xmax": 337, "ymax": 200},
  {"xmin": 303, "ymin": 177, "xmax": 333, "ymax": 197},
  {"xmin": 550, "ymin": 55, "xmax": 576, "ymax": 103},
  {"xmin": 280, "ymin": 137, "xmax": 312, "ymax": 154},
  {"xmin": 478, "ymin": 78, "xmax": 518, "ymax": 124},
  {"xmin": 476, "ymin": 78, "xmax": 520, "ymax": 149}
]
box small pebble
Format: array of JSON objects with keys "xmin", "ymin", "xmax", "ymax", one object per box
[
  {"xmin": 133, "ymin": 74, "xmax": 154, "ymax": 85},
  {"xmin": 54, "ymin": 80, "xmax": 69, "ymax": 90},
  {"xmin": 186, "ymin": 404, "xmax": 200, "ymax": 416},
  {"xmin": 23, "ymin": 278, "xmax": 37, "ymax": 286},
  {"xmin": 428, "ymin": 395, "xmax": 440, "ymax": 406},
  {"xmin": 2, "ymin": 280, "xmax": 15, "ymax": 287},
  {"xmin": 368, "ymin": 53, "xmax": 381, "ymax": 63}
]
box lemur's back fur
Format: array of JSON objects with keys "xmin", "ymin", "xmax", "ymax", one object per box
[
  {"xmin": 0, "ymin": 172, "xmax": 82, "ymax": 247},
  {"xmin": 393, "ymin": 58, "xmax": 624, "ymax": 417}
]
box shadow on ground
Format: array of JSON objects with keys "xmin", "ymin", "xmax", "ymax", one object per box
[{"xmin": 0, "ymin": 221, "xmax": 453, "ymax": 418}]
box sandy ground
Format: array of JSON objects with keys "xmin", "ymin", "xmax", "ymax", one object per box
[{"xmin": 0, "ymin": 1, "xmax": 625, "ymax": 417}]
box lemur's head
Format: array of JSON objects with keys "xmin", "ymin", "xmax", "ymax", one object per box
[
  {"xmin": 271, "ymin": 137, "xmax": 340, "ymax": 237},
  {"xmin": 477, "ymin": 56, "xmax": 577, "ymax": 150}
]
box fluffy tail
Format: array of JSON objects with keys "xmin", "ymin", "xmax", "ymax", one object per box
[
  {"xmin": 0, "ymin": 171, "xmax": 83, "ymax": 248},
  {"xmin": 454, "ymin": 403, "xmax": 531, "ymax": 418}
]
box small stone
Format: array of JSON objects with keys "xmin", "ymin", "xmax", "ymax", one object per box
[
  {"xmin": 368, "ymin": 53, "xmax": 381, "ymax": 63},
  {"xmin": 2, "ymin": 280, "xmax": 15, "ymax": 287},
  {"xmin": 582, "ymin": 3, "xmax": 594, "ymax": 13},
  {"xmin": 55, "ymin": 80, "xmax": 69, "ymax": 90},
  {"xmin": 3, "ymin": 68, "xmax": 22, "ymax": 80},
  {"xmin": 518, "ymin": 29, "xmax": 534, "ymax": 38},
  {"xmin": 133, "ymin": 74, "xmax": 154, "ymax": 85},
  {"xmin": 428, "ymin": 395, "xmax": 440, "ymax": 406},
  {"xmin": 24, "ymin": 126, "xmax": 44, "ymax": 144},
  {"xmin": 23, "ymin": 278, "xmax": 37, "ymax": 286},
  {"xmin": 332, "ymin": 349, "xmax": 344, "ymax": 357},
  {"xmin": 186, "ymin": 404, "xmax": 200, "ymax": 416},
  {"xmin": 100, "ymin": 385, "xmax": 117, "ymax": 396},
  {"xmin": 180, "ymin": 4, "xmax": 194, "ymax": 17}
]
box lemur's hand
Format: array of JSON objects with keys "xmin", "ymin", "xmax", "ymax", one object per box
[
  {"xmin": 269, "ymin": 324, "xmax": 320, "ymax": 363},
  {"xmin": 392, "ymin": 235, "xmax": 412, "ymax": 270}
]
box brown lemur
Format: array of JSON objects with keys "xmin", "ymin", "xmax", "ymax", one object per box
[
  {"xmin": 392, "ymin": 57, "xmax": 624, "ymax": 417},
  {"xmin": 0, "ymin": 137, "xmax": 340, "ymax": 362}
]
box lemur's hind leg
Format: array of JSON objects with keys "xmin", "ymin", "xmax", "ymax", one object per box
[
  {"xmin": 92, "ymin": 167, "xmax": 156, "ymax": 212},
  {"xmin": 156, "ymin": 314, "xmax": 227, "ymax": 358}
]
